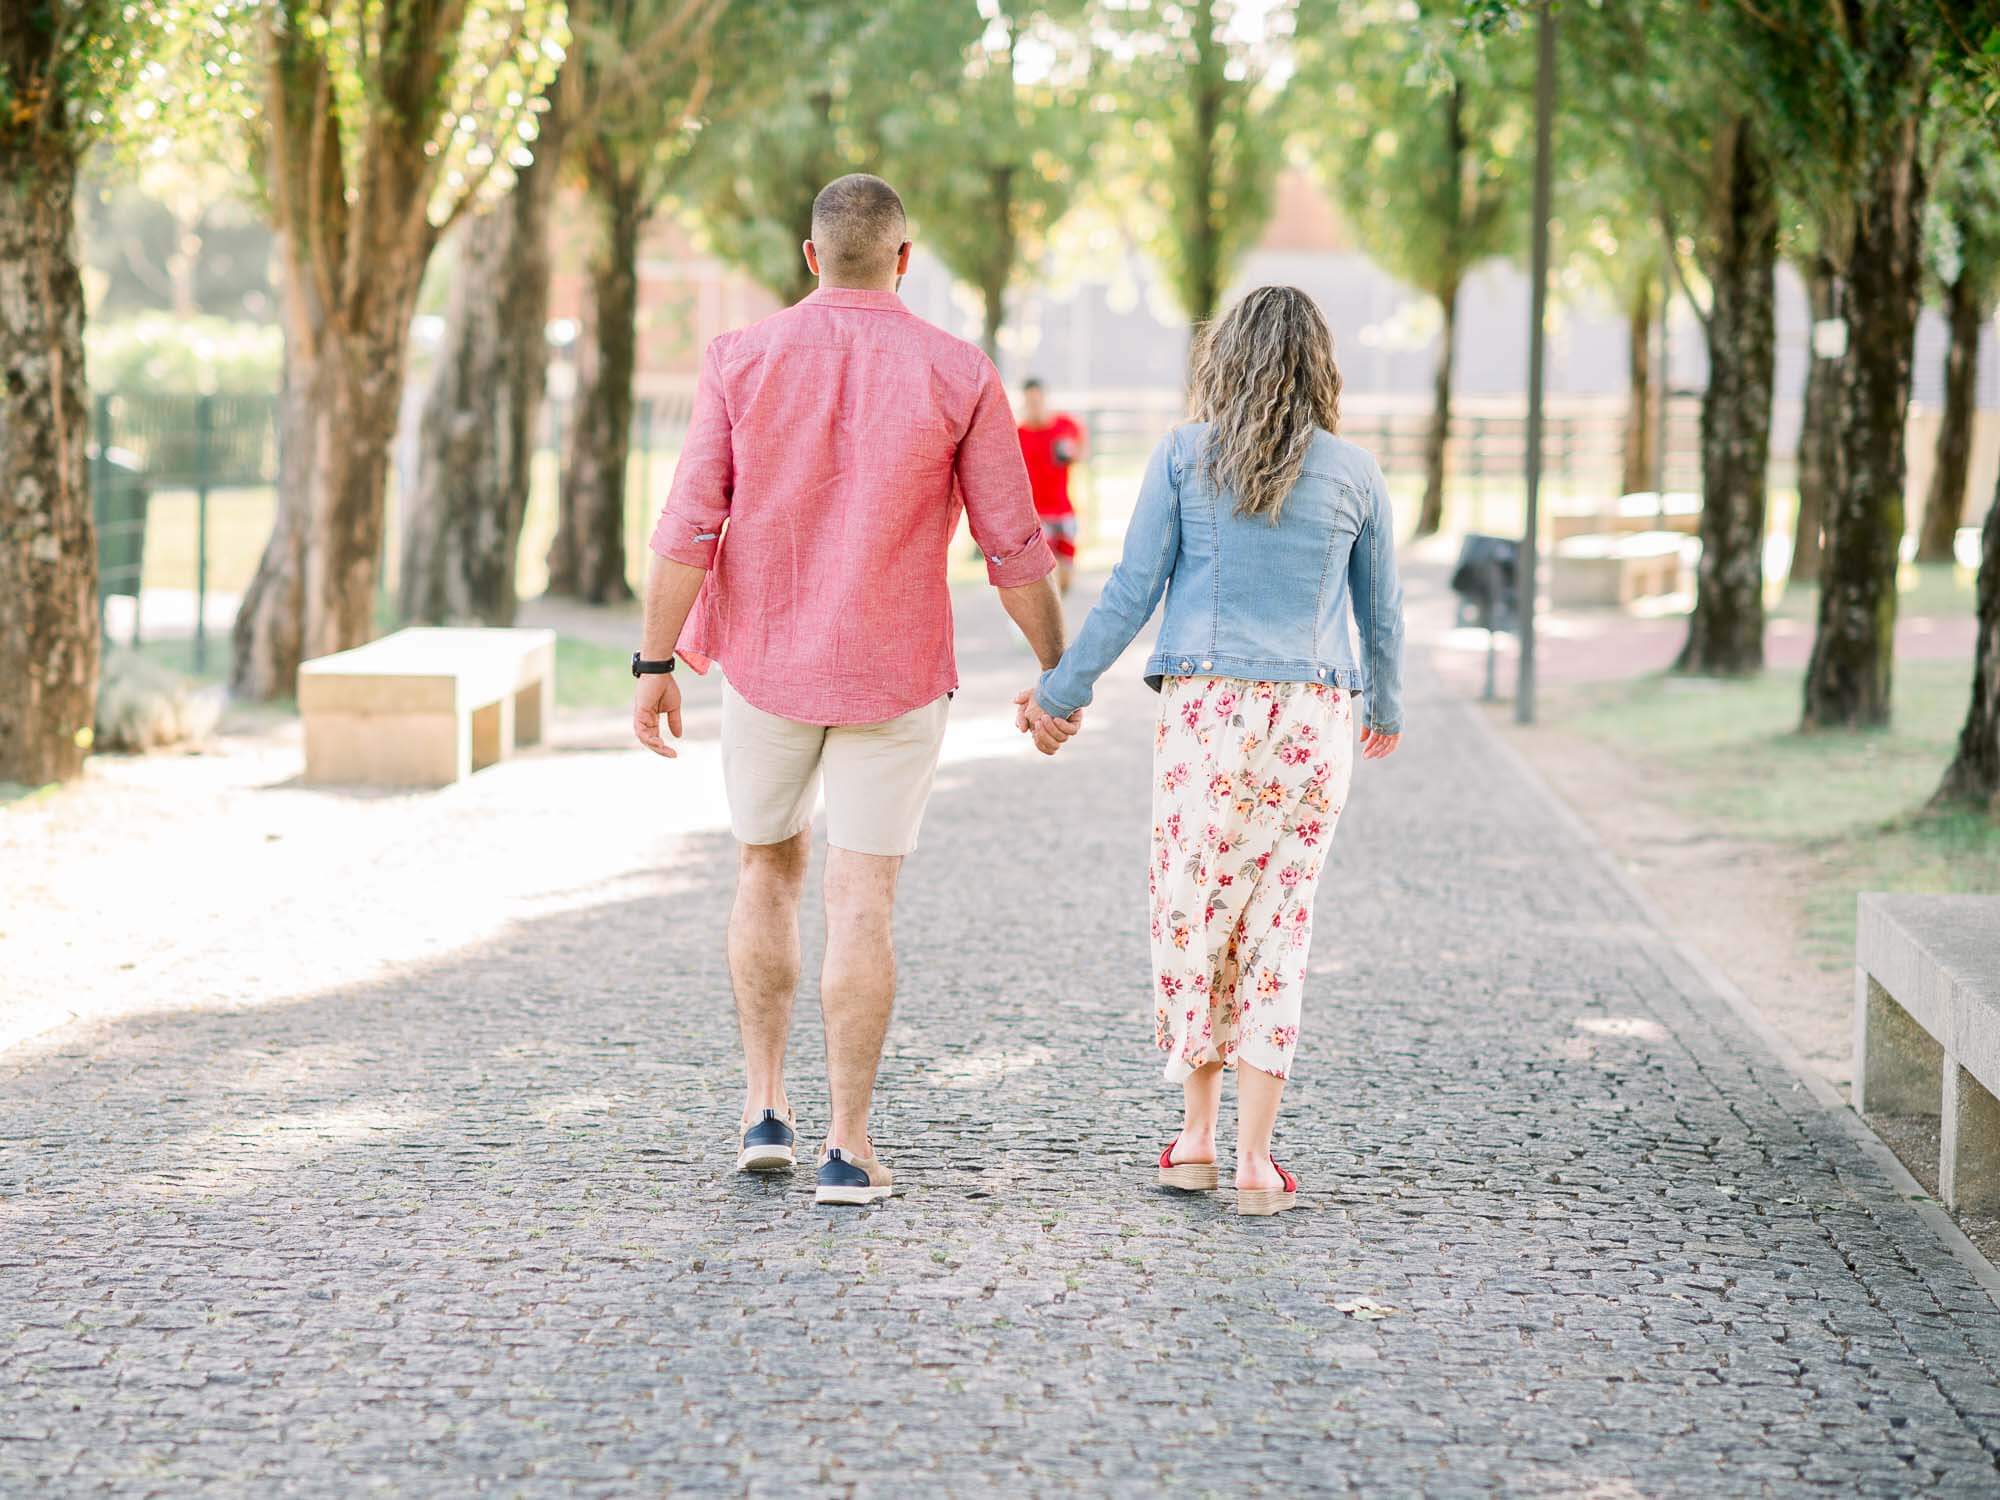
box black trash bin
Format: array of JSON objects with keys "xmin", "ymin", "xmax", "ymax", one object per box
[
  {"xmin": 1450, "ymin": 533, "xmax": 1520, "ymax": 631},
  {"xmin": 1450, "ymin": 534, "xmax": 1520, "ymax": 700}
]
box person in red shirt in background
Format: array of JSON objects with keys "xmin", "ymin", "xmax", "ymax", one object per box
[{"xmin": 1017, "ymin": 378, "xmax": 1087, "ymax": 597}]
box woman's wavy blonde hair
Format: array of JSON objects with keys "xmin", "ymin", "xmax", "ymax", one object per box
[{"xmin": 1188, "ymin": 285, "xmax": 1342, "ymax": 523}]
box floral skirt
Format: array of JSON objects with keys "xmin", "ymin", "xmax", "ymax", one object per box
[{"xmin": 1150, "ymin": 676, "xmax": 1355, "ymax": 1083}]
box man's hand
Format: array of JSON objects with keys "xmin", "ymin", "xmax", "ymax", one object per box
[
  {"xmin": 1013, "ymin": 689, "xmax": 1083, "ymax": 756},
  {"xmin": 1359, "ymin": 724, "xmax": 1401, "ymax": 761},
  {"xmin": 634, "ymin": 672, "xmax": 684, "ymax": 758}
]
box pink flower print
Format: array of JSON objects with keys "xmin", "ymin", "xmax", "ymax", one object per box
[
  {"xmin": 1269, "ymin": 1024, "xmax": 1298, "ymax": 1051},
  {"xmin": 1213, "ymin": 690, "xmax": 1239, "ymax": 718},
  {"xmin": 1181, "ymin": 698, "xmax": 1206, "ymax": 728},
  {"xmin": 1216, "ymin": 837, "xmax": 1233, "ymax": 856},
  {"xmin": 1192, "ymin": 972, "xmax": 1210, "ymax": 993},
  {"xmin": 1150, "ymin": 916, "xmax": 1162, "ymax": 941},
  {"xmin": 1159, "ymin": 972, "xmax": 1184, "ymax": 999},
  {"xmin": 1296, "ymin": 818, "xmax": 1324, "ymax": 847},
  {"xmin": 1171, "ymin": 921, "xmax": 1192, "ymax": 951},
  {"xmin": 1296, "ymin": 722, "xmax": 1318, "ymax": 747},
  {"xmin": 1217, "ymin": 872, "xmax": 1234, "ymax": 888},
  {"xmin": 1256, "ymin": 969, "xmax": 1282, "ymax": 997},
  {"xmin": 1277, "ymin": 863, "xmax": 1303, "ymax": 888},
  {"xmin": 1155, "ymin": 720, "xmax": 1169, "ymax": 749},
  {"xmin": 1202, "ymin": 903, "xmax": 1217, "ymax": 926},
  {"xmin": 1206, "ymin": 773, "xmax": 1234, "ymax": 807},
  {"xmin": 1165, "ymin": 811, "xmax": 1184, "ymax": 844},
  {"xmin": 1255, "ymin": 851, "xmax": 1271, "ymax": 870},
  {"xmin": 1258, "ymin": 779, "xmax": 1286, "ymax": 810},
  {"xmin": 1278, "ymin": 741, "xmax": 1312, "ymax": 766},
  {"xmin": 1291, "ymin": 906, "xmax": 1309, "ymax": 927},
  {"xmin": 1162, "ymin": 762, "xmax": 1190, "ymax": 792},
  {"xmin": 1268, "ymin": 700, "xmax": 1284, "ymax": 730}
]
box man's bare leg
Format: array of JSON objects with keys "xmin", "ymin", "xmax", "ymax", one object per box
[
  {"xmin": 820, "ymin": 847, "xmax": 902, "ymax": 1153},
  {"xmin": 730, "ymin": 830, "xmax": 811, "ymax": 1125}
]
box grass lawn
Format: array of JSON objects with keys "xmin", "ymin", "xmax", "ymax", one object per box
[{"xmin": 1550, "ymin": 656, "xmax": 2000, "ymax": 971}]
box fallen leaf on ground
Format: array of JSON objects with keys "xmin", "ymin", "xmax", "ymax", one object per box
[{"xmin": 1333, "ymin": 1298, "xmax": 1397, "ymax": 1320}]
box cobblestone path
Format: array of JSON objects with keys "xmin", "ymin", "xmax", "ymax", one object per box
[{"xmin": 5, "ymin": 575, "xmax": 2000, "ymax": 1497}]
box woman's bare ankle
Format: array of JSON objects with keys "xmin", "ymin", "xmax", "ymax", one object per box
[
  {"xmin": 1235, "ymin": 1151, "xmax": 1283, "ymax": 1190},
  {"xmin": 1172, "ymin": 1126, "xmax": 1217, "ymax": 1165}
]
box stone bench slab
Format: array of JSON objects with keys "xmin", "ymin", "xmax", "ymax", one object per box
[
  {"xmin": 298, "ymin": 627, "xmax": 557, "ymax": 788},
  {"xmin": 1855, "ymin": 892, "xmax": 2000, "ymax": 1213}
]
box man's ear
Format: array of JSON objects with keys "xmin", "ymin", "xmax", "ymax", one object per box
[
  {"xmin": 895, "ymin": 240, "xmax": 912, "ymax": 275},
  {"xmin": 803, "ymin": 240, "xmax": 821, "ymax": 277}
]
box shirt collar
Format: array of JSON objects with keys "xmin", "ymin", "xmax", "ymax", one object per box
[{"xmin": 802, "ymin": 287, "xmax": 908, "ymax": 312}]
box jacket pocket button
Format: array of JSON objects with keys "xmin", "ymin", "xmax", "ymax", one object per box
[{"xmin": 1200, "ymin": 659, "xmax": 1212, "ymax": 670}]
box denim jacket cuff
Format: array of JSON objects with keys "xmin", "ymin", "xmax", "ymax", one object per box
[{"xmin": 1034, "ymin": 671, "xmax": 1083, "ymax": 721}]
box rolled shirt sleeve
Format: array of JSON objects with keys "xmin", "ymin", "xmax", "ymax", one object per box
[
  {"xmin": 648, "ymin": 340, "xmax": 733, "ymax": 570},
  {"xmin": 956, "ymin": 361, "xmax": 1055, "ymax": 589}
]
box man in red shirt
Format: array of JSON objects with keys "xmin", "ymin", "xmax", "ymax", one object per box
[
  {"xmin": 1016, "ymin": 378, "xmax": 1087, "ymax": 596},
  {"xmin": 631, "ymin": 174, "xmax": 1074, "ymax": 1206}
]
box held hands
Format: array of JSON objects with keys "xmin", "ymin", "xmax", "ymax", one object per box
[
  {"xmin": 1358, "ymin": 723, "xmax": 1401, "ymax": 761},
  {"xmin": 633, "ymin": 672, "xmax": 684, "ymax": 758},
  {"xmin": 1013, "ymin": 689, "xmax": 1084, "ymax": 756}
]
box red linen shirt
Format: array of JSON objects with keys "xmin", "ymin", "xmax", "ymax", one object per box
[{"xmin": 650, "ymin": 287, "xmax": 1055, "ymax": 726}]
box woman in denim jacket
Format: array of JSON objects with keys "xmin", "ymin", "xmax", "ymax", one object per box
[{"xmin": 1020, "ymin": 286, "xmax": 1406, "ymax": 1215}]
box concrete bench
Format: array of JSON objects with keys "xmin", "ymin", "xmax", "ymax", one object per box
[
  {"xmin": 1854, "ymin": 893, "xmax": 2000, "ymax": 1212},
  {"xmin": 1549, "ymin": 491, "xmax": 1703, "ymax": 543},
  {"xmin": 298, "ymin": 627, "xmax": 556, "ymax": 787},
  {"xmin": 1548, "ymin": 530, "xmax": 1687, "ymax": 608}
]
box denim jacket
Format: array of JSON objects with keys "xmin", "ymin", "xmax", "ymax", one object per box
[{"xmin": 1034, "ymin": 422, "xmax": 1406, "ymax": 734}]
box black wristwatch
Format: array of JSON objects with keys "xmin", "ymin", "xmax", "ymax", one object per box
[{"xmin": 631, "ymin": 653, "xmax": 676, "ymax": 678}]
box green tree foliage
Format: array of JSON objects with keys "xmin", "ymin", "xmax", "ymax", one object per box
[
  {"xmin": 680, "ymin": 2, "xmax": 923, "ymax": 306},
  {"xmin": 1297, "ymin": 0, "xmax": 1530, "ymax": 535},
  {"xmin": 1098, "ymin": 0, "xmax": 1296, "ymax": 330},
  {"xmin": 890, "ymin": 1, "xmax": 1102, "ymax": 357}
]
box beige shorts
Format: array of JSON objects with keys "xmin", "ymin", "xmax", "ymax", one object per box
[{"xmin": 720, "ymin": 683, "xmax": 950, "ymax": 857}]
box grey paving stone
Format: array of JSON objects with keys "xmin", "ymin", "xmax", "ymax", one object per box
[{"xmin": 3, "ymin": 570, "xmax": 1999, "ymax": 1497}]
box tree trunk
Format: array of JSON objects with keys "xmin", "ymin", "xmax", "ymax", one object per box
[
  {"xmin": 1416, "ymin": 277, "xmax": 1458, "ymax": 539},
  {"xmin": 977, "ymin": 164, "xmax": 1016, "ymax": 361},
  {"xmin": 1791, "ymin": 254, "xmax": 1837, "ymax": 587},
  {"xmin": 233, "ymin": 288, "xmax": 420, "ymax": 697},
  {"xmin": 1917, "ymin": 270, "xmax": 1982, "ymax": 565},
  {"xmin": 1183, "ymin": 0, "xmax": 1223, "ymax": 340},
  {"xmin": 1620, "ymin": 279, "xmax": 1654, "ymax": 498},
  {"xmin": 548, "ymin": 173, "xmax": 643, "ymax": 605},
  {"xmin": 1934, "ymin": 478, "xmax": 2000, "ymax": 812},
  {"xmin": 400, "ymin": 88, "xmax": 564, "ymax": 626},
  {"xmin": 1802, "ymin": 109, "xmax": 1927, "ymax": 729},
  {"xmin": 0, "ymin": 129, "xmax": 98, "ymax": 785},
  {"xmin": 1677, "ymin": 117, "xmax": 1777, "ymax": 677}
]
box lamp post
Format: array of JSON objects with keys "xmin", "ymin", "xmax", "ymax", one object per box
[{"xmin": 1516, "ymin": 0, "xmax": 1556, "ymax": 725}]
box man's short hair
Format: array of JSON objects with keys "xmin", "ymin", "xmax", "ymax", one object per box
[
  {"xmin": 1022, "ymin": 377, "xmax": 1045, "ymax": 392},
  {"xmin": 810, "ymin": 174, "xmax": 907, "ymax": 282}
]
